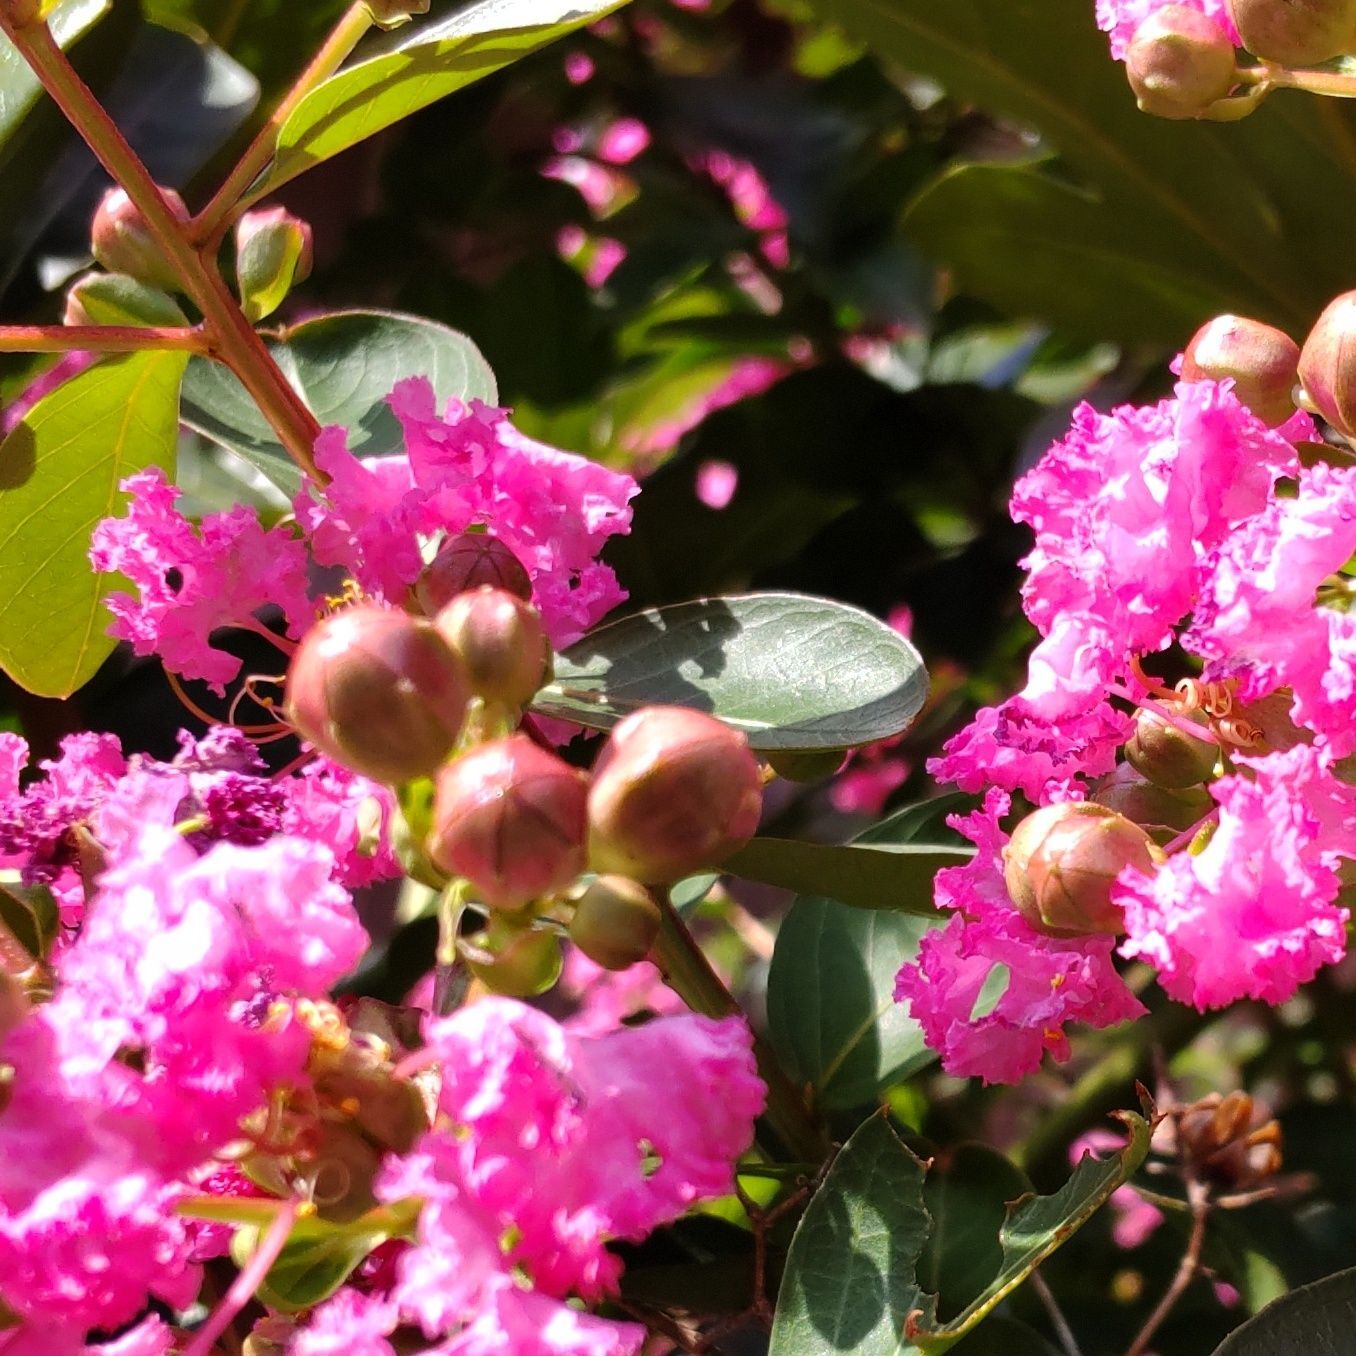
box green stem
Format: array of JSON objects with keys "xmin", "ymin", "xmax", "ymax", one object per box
[
  {"xmin": 652, "ymin": 892, "xmax": 828, "ymax": 1165},
  {"xmin": 1262, "ymin": 62, "xmax": 1356, "ymax": 98},
  {"xmin": 0, "ymin": 324, "xmax": 208, "ymax": 353},
  {"xmin": 0, "ymin": 9, "xmax": 323, "ymax": 480},
  {"xmin": 190, "ymin": 2, "xmax": 375, "ymax": 246}
]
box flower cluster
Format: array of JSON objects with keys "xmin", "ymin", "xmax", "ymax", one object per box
[
  {"xmin": 93, "ymin": 377, "xmax": 638, "ymax": 692},
  {"xmin": 898, "ymin": 369, "xmax": 1356, "ymax": 1081}
]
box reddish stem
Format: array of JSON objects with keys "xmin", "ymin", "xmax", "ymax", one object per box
[{"xmin": 0, "ymin": 324, "xmax": 208, "ymax": 353}]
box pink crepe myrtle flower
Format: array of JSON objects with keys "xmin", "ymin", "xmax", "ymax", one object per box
[
  {"xmin": 1071, "ymin": 1128, "xmax": 1164, "ymax": 1249},
  {"xmin": 559, "ymin": 945, "xmax": 684, "ymax": 1036},
  {"xmin": 893, "ymin": 792, "xmax": 1145, "ymax": 1084},
  {"xmin": 297, "ymin": 378, "xmax": 637, "ymax": 647},
  {"xmin": 597, "ymin": 117, "xmax": 650, "ymax": 165},
  {"xmin": 695, "ymin": 458, "xmax": 738, "ymax": 510},
  {"xmin": 1186, "ymin": 462, "xmax": 1356, "ymax": 756},
  {"xmin": 91, "ymin": 468, "xmax": 314, "ymax": 694},
  {"xmin": 1116, "ymin": 746, "xmax": 1356, "ymax": 1009},
  {"xmin": 1096, "ymin": 0, "xmax": 1238, "ymax": 59}
]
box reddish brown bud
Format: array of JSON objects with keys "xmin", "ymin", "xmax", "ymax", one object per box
[
  {"xmin": 588, "ymin": 706, "xmax": 763, "ymax": 883},
  {"xmin": 1181, "ymin": 314, "xmax": 1300, "ymax": 426},
  {"xmin": 414, "ymin": 534, "xmax": 533, "ymax": 615},
  {"xmin": 1227, "ymin": 0, "xmax": 1356, "ymax": 64},
  {"xmin": 568, "ymin": 875, "xmax": 662, "ymax": 970},
  {"xmin": 1299, "ymin": 291, "xmax": 1356, "ymax": 437},
  {"xmin": 1126, "ymin": 7, "xmax": 1237, "ymax": 119},
  {"xmin": 90, "ymin": 186, "xmax": 189, "ymax": 292},
  {"xmin": 1125, "ymin": 707, "xmax": 1219, "ymax": 788},
  {"xmin": 285, "ymin": 606, "xmax": 470, "ymax": 785},
  {"xmin": 1003, "ymin": 802, "xmax": 1161, "ymax": 936},
  {"xmin": 461, "ymin": 921, "xmax": 562, "ymax": 998},
  {"xmin": 1177, "ymin": 1091, "xmax": 1284, "ymax": 1189},
  {"xmin": 434, "ymin": 586, "xmax": 550, "ymax": 708},
  {"xmin": 429, "ymin": 734, "xmax": 588, "ymax": 908}
]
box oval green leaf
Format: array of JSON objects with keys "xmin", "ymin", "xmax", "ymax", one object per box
[
  {"xmin": 533, "ymin": 592, "xmax": 929, "ymax": 753},
  {"xmin": 180, "ymin": 308, "xmax": 496, "ymax": 496},
  {"xmin": 765, "ymin": 797, "xmax": 969, "ymax": 1113},
  {"xmin": 0, "ymin": 350, "xmax": 186, "ymax": 697},
  {"xmin": 246, "ymin": 0, "xmax": 632, "ymax": 207},
  {"xmin": 1212, "ymin": 1266, "xmax": 1356, "ymax": 1356},
  {"xmin": 0, "ymin": 0, "xmax": 109, "ymax": 154}
]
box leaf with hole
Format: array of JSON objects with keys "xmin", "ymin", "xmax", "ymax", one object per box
[
  {"xmin": 0, "ymin": 351, "xmax": 186, "ymax": 697},
  {"xmin": 180, "ymin": 309, "xmax": 496, "ymax": 496},
  {"xmin": 532, "ymin": 592, "xmax": 929, "ymax": 753},
  {"xmin": 245, "ymin": 0, "xmax": 632, "ymax": 206},
  {"xmin": 769, "ymin": 1108, "xmax": 1153, "ymax": 1355}
]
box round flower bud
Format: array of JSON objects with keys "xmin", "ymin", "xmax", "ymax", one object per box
[
  {"xmin": 1181, "ymin": 314, "xmax": 1300, "ymax": 426},
  {"xmin": 1003, "ymin": 802, "xmax": 1161, "ymax": 937},
  {"xmin": 434, "ymin": 586, "xmax": 550, "ymax": 707},
  {"xmin": 429, "ymin": 734, "xmax": 588, "ymax": 909},
  {"xmin": 1125, "ymin": 7, "xmax": 1237, "ymax": 120},
  {"xmin": 414, "ymin": 534, "xmax": 533, "ymax": 615},
  {"xmin": 461, "ymin": 924, "xmax": 562, "ymax": 998},
  {"xmin": 1299, "ymin": 290, "xmax": 1356, "ymax": 437},
  {"xmin": 235, "ymin": 206, "xmax": 314, "ymax": 323},
  {"xmin": 765, "ymin": 749, "xmax": 848, "ymax": 783},
  {"xmin": 1091, "ymin": 765, "xmax": 1214, "ymax": 835},
  {"xmin": 285, "ymin": 605, "xmax": 470, "ymax": 785},
  {"xmin": 588, "ymin": 706, "xmax": 763, "ymax": 883},
  {"xmin": 1227, "ymin": 0, "xmax": 1356, "ymax": 65},
  {"xmin": 1125, "ymin": 707, "xmax": 1219, "ymax": 788},
  {"xmin": 568, "ymin": 875, "xmax": 662, "ymax": 970},
  {"xmin": 90, "ymin": 186, "xmax": 189, "ymax": 292}
]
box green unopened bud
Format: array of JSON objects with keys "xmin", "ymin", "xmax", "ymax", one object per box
[
  {"xmin": 364, "ymin": 0, "xmax": 430, "ymax": 27},
  {"xmin": 1299, "ymin": 291, "xmax": 1356, "ymax": 437},
  {"xmin": 63, "ymin": 272, "xmax": 187, "ymax": 329},
  {"xmin": 568, "ymin": 875, "xmax": 662, "ymax": 970},
  {"xmin": 1125, "ymin": 6, "xmax": 1237, "ymax": 119},
  {"xmin": 588, "ymin": 706, "xmax": 764, "ymax": 884},
  {"xmin": 1003, "ymin": 802, "xmax": 1162, "ymax": 937},
  {"xmin": 235, "ymin": 207, "xmax": 314, "ymax": 323},
  {"xmin": 1091, "ymin": 765, "xmax": 1214, "ymax": 836},
  {"xmin": 1125, "ymin": 707, "xmax": 1219, "ymax": 788},
  {"xmin": 90, "ymin": 186, "xmax": 188, "ymax": 291},
  {"xmin": 765, "ymin": 749, "xmax": 847, "ymax": 783},
  {"xmin": 461, "ymin": 921, "xmax": 562, "ymax": 998},
  {"xmin": 1227, "ymin": 0, "xmax": 1356, "ymax": 64},
  {"xmin": 434, "ymin": 586, "xmax": 550, "ymax": 708},
  {"xmin": 1181, "ymin": 314, "xmax": 1300, "ymax": 426}
]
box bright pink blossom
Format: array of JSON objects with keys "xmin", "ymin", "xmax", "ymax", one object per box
[
  {"xmin": 91, "ymin": 468, "xmax": 313, "ymax": 692},
  {"xmin": 893, "ymin": 792, "xmax": 1145, "ymax": 1084},
  {"xmin": 1116, "ymin": 746, "xmax": 1355, "ymax": 1009},
  {"xmin": 1096, "ymin": 0, "xmax": 1238, "ymax": 59},
  {"xmin": 297, "ymin": 379, "xmax": 637, "ymax": 647},
  {"xmin": 1186, "ymin": 462, "xmax": 1356, "ymax": 755}
]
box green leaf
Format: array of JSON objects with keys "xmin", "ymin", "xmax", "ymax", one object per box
[
  {"xmin": 246, "ymin": 0, "xmax": 632, "ymax": 205},
  {"xmin": 65, "ymin": 273, "xmax": 189, "ymax": 327},
  {"xmin": 1211, "ymin": 1265, "xmax": 1356, "ymax": 1355},
  {"xmin": 769, "ymin": 1110, "xmax": 1154, "ymax": 1355},
  {"xmin": 917, "ymin": 1145, "xmax": 1032, "ymax": 1318},
  {"xmin": 0, "ymin": 0, "xmax": 109, "ymax": 154},
  {"xmin": 904, "ymin": 164, "xmax": 1238, "ymax": 346},
  {"xmin": 0, "ymin": 883, "xmax": 59, "ymax": 963},
  {"xmin": 533, "ymin": 592, "xmax": 929, "ymax": 753},
  {"xmin": 240, "ymin": 1203, "xmax": 417, "ymax": 1313},
  {"xmin": 724, "ymin": 838, "xmax": 967, "ymax": 916},
  {"xmin": 817, "ymin": 0, "xmax": 1356, "ymax": 333},
  {"xmin": 767, "ymin": 899, "xmax": 939, "ymax": 1112},
  {"xmin": 769, "ymin": 1115, "xmax": 933, "ymax": 1356},
  {"xmin": 0, "ymin": 351, "xmax": 186, "ymax": 697},
  {"xmin": 765, "ymin": 796, "xmax": 969, "ymax": 1111},
  {"xmin": 180, "ymin": 309, "xmax": 496, "ymax": 496}
]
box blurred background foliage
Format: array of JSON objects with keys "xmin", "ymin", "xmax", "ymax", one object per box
[{"xmin": 4, "ymin": 0, "xmax": 1356, "ymax": 1350}]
